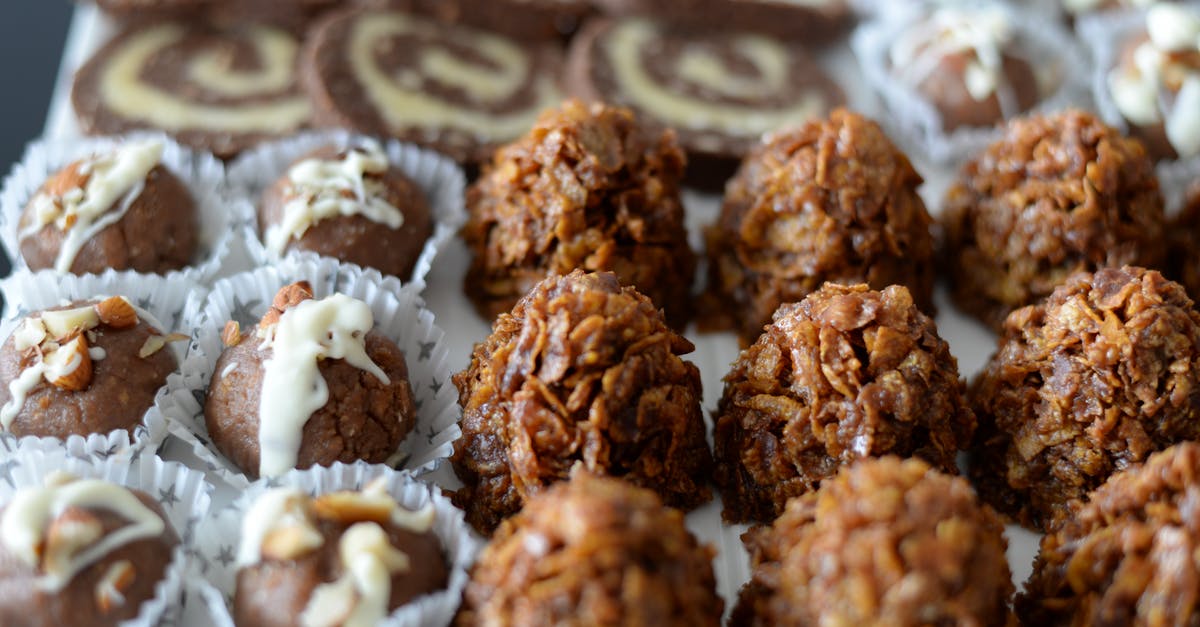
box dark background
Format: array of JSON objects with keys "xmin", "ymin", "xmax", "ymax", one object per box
[{"xmin": 0, "ymin": 2, "xmax": 74, "ymax": 277}]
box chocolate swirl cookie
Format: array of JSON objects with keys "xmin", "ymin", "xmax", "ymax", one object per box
[
  {"xmin": 302, "ymin": 7, "xmax": 563, "ymax": 163},
  {"xmin": 566, "ymin": 18, "xmax": 842, "ymax": 182},
  {"xmin": 72, "ymin": 20, "xmax": 311, "ymax": 159},
  {"xmin": 591, "ymin": 0, "xmax": 852, "ymax": 42}
]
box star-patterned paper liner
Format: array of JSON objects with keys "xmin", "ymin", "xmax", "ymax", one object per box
[
  {"xmin": 158, "ymin": 256, "xmax": 462, "ymax": 491},
  {"xmin": 0, "ymin": 268, "xmax": 202, "ymax": 460},
  {"xmin": 189, "ymin": 461, "xmax": 480, "ymax": 627},
  {"xmin": 0, "ymin": 132, "xmax": 249, "ymax": 285},
  {"xmin": 225, "ymin": 129, "xmax": 467, "ymax": 294},
  {"xmin": 0, "ymin": 447, "xmax": 214, "ymax": 627}
]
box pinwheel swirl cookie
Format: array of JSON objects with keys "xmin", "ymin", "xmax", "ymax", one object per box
[
  {"xmin": 72, "ymin": 20, "xmax": 311, "ymax": 159},
  {"xmin": 303, "ymin": 7, "xmax": 563, "ymax": 163},
  {"xmin": 567, "ymin": 18, "xmax": 842, "ymax": 178}
]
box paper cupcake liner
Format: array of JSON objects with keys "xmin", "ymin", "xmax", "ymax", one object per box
[
  {"xmin": 158, "ymin": 256, "xmax": 462, "ymax": 490},
  {"xmin": 0, "ymin": 448, "xmax": 214, "ymax": 627},
  {"xmin": 851, "ymin": 0, "xmax": 1090, "ymax": 164},
  {"xmin": 225, "ymin": 129, "xmax": 467, "ymax": 293},
  {"xmin": 0, "ymin": 132, "xmax": 246, "ymax": 284},
  {"xmin": 0, "ymin": 269, "xmax": 203, "ymax": 460},
  {"xmin": 191, "ymin": 462, "xmax": 480, "ymax": 627}
]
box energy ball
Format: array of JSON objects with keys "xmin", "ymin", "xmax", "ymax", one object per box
[
  {"xmin": 1018, "ymin": 442, "xmax": 1200, "ymax": 625},
  {"xmin": 713, "ymin": 283, "xmax": 974, "ymax": 523},
  {"xmin": 703, "ymin": 108, "xmax": 936, "ymax": 344},
  {"xmin": 732, "ymin": 457, "xmax": 1013, "ymax": 627},
  {"xmin": 942, "ymin": 109, "xmax": 1165, "ymax": 330},
  {"xmin": 969, "ymin": 266, "xmax": 1200, "ymax": 530},
  {"xmin": 204, "ymin": 282, "xmax": 417, "ymax": 479},
  {"xmin": 457, "ymin": 470, "xmax": 723, "ymax": 627},
  {"xmin": 258, "ymin": 142, "xmax": 433, "ymax": 280},
  {"xmin": 450, "ymin": 270, "xmax": 713, "ymax": 535},
  {"xmin": 462, "ymin": 99, "xmax": 695, "ymax": 328}
]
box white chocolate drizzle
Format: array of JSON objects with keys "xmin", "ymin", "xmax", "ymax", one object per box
[
  {"xmin": 20, "ymin": 141, "xmax": 162, "ymax": 273},
  {"xmin": 604, "ymin": 20, "xmax": 826, "ymax": 137},
  {"xmin": 255, "ymin": 294, "xmax": 389, "ymax": 477},
  {"xmin": 97, "ymin": 24, "xmax": 310, "ymax": 134},
  {"xmin": 299, "ymin": 523, "xmax": 411, "ymax": 627},
  {"xmin": 1108, "ymin": 3, "xmax": 1200, "ymax": 157},
  {"xmin": 264, "ymin": 143, "xmax": 404, "ymax": 257},
  {"xmin": 890, "ymin": 7, "xmax": 1016, "ymax": 103},
  {"xmin": 236, "ymin": 487, "xmax": 323, "ymax": 567},
  {"xmin": 348, "ymin": 12, "xmax": 560, "ymax": 141},
  {"xmin": 0, "ymin": 476, "xmax": 164, "ymax": 591}
]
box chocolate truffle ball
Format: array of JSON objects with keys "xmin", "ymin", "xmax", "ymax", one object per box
[
  {"xmin": 888, "ymin": 6, "xmax": 1044, "ymax": 131},
  {"xmin": 969, "ymin": 266, "xmax": 1200, "ymax": 530},
  {"xmin": 733, "ymin": 457, "xmax": 1013, "ymax": 627},
  {"xmin": 1018, "ymin": 442, "xmax": 1200, "ymax": 625},
  {"xmin": 713, "ymin": 283, "xmax": 974, "ymax": 523},
  {"xmin": 258, "ymin": 143, "xmax": 433, "ymax": 280},
  {"xmin": 0, "ymin": 297, "xmax": 180, "ymax": 440},
  {"xmin": 457, "ymin": 471, "xmax": 723, "ymax": 627},
  {"xmin": 451, "ymin": 270, "xmax": 713, "ymax": 534},
  {"xmin": 0, "ymin": 477, "xmax": 181, "ymax": 627},
  {"xmin": 462, "ymin": 99, "xmax": 695, "ymax": 329},
  {"xmin": 703, "ymin": 108, "xmax": 936, "ymax": 344},
  {"xmin": 943, "ymin": 109, "xmax": 1166, "ymax": 330},
  {"xmin": 204, "ymin": 282, "xmax": 417, "ymax": 479},
  {"xmin": 17, "ymin": 141, "xmax": 197, "ymax": 275},
  {"xmin": 234, "ymin": 484, "xmax": 448, "ymax": 627}
]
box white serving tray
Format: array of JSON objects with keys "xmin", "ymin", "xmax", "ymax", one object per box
[{"xmin": 42, "ymin": 5, "xmax": 1036, "ymax": 624}]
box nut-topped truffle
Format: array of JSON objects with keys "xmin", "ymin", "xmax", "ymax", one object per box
[
  {"xmin": 234, "ymin": 481, "xmax": 448, "ymax": 627},
  {"xmin": 0, "ymin": 297, "xmax": 183, "ymax": 439},
  {"xmin": 17, "ymin": 140, "xmax": 197, "ymax": 275},
  {"xmin": 1018, "ymin": 442, "xmax": 1200, "ymax": 625},
  {"xmin": 457, "ymin": 470, "xmax": 723, "ymax": 627},
  {"xmin": 713, "ymin": 283, "xmax": 974, "ymax": 523},
  {"xmin": 942, "ymin": 109, "xmax": 1166, "ymax": 329},
  {"xmin": 0, "ymin": 474, "xmax": 181, "ymax": 627},
  {"xmin": 703, "ymin": 109, "xmax": 936, "ymax": 344},
  {"xmin": 204, "ymin": 282, "xmax": 417, "ymax": 478},
  {"xmin": 733, "ymin": 457, "xmax": 1013, "ymax": 627},
  {"xmin": 969, "ymin": 266, "xmax": 1200, "ymax": 530},
  {"xmin": 462, "ymin": 99, "xmax": 695, "ymax": 328},
  {"xmin": 258, "ymin": 141, "xmax": 433, "ymax": 280},
  {"xmin": 451, "ymin": 270, "xmax": 713, "ymax": 534}
]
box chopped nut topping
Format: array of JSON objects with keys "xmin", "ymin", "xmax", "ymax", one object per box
[
  {"xmin": 222, "ymin": 321, "xmax": 242, "ymax": 347},
  {"xmin": 44, "ymin": 333, "xmax": 93, "ymax": 391},
  {"xmin": 42, "ymin": 507, "xmax": 104, "ymax": 578},
  {"xmin": 95, "ymin": 296, "xmax": 138, "ymax": 329},
  {"xmin": 95, "ymin": 560, "xmax": 135, "ymax": 613},
  {"xmin": 259, "ymin": 281, "xmax": 315, "ymax": 330}
]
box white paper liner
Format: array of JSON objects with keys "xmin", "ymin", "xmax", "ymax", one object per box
[
  {"xmin": 0, "ymin": 132, "xmax": 246, "ymax": 284},
  {"xmin": 851, "ymin": 0, "xmax": 1090, "ymax": 164},
  {"xmin": 0, "ymin": 448, "xmax": 214, "ymax": 627},
  {"xmin": 224, "ymin": 129, "xmax": 467, "ymax": 293},
  {"xmin": 158, "ymin": 256, "xmax": 461, "ymax": 491},
  {"xmin": 1077, "ymin": 8, "xmax": 1200, "ymax": 213},
  {"xmin": 0, "ymin": 269, "xmax": 203, "ymax": 460},
  {"xmin": 191, "ymin": 462, "xmax": 480, "ymax": 627}
]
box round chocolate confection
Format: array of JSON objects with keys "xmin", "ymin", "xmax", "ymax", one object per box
[
  {"xmin": 462, "ymin": 99, "xmax": 695, "ymax": 329},
  {"xmin": 732, "ymin": 457, "xmax": 1013, "ymax": 627},
  {"xmin": 457, "ymin": 471, "xmax": 723, "ymax": 626},
  {"xmin": 888, "ymin": 6, "xmax": 1044, "ymax": 131},
  {"xmin": 0, "ymin": 298, "xmax": 179, "ymax": 440},
  {"xmin": 258, "ymin": 145, "xmax": 433, "ymax": 280},
  {"xmin": 1107, "ymin": 4, "xmax": 1200, "ymax": 162},
  {"xmin": 589, "ymin": 0, "xmax": 852, "ymax": 42},
  {"xmin": 234, "ymin": 488, "xmax": 448, "ymax": 627},
  {"xmin": 565, "ymin": 18, "xmax": 844, "ymax": 188},
  {"xmin": 18, "ymin": 150, "xmax": 197, "ymax": 275},
  {"xmin": 0, "ymin": 482, "xmax": 180, "ymax": 627},
  {"xmin": 969, "ymin": 266, "xmax": 1200, "ymax": 531},
  {"xmin": 942, "ymin": 109, "xmax": 1165, "ymax": 330},
  {"xmin": 204, "ymin": 283, "xmax": 417, "ymax": 479},
  {"xmin": 1018, "ymin": 442, "xmax": 1200, "ymax": 625},
  {"xmin": 713, "ymin": 283, "xmax": 975, "ymax": 524},
  {"xmin": 72, "ymin": 20, "xmax": 311, "ymax": 159},
  {"xmin": 703, "ymin": 108, "xmax": 936, "ymax": 345},
  {"xmin": 302, "ymin": 6, "xmax": 563, "ymax": 164},
  {"xmin": 450, "ymin": 270, "xmax": 713, "ymax": 535}
]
